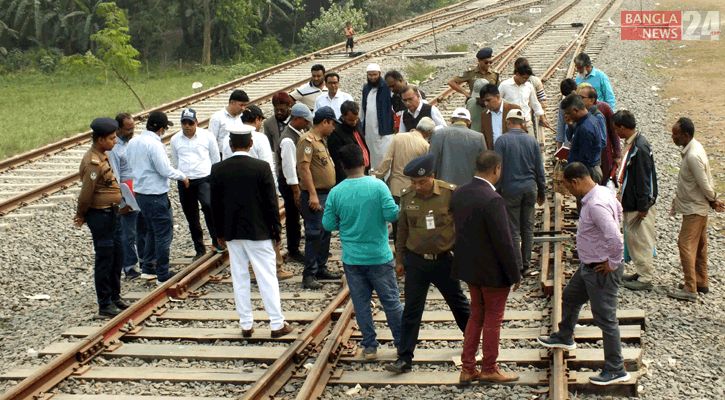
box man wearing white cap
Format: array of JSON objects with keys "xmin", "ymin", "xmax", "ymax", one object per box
[
  {"xmin": 493, "ymin": 109, "xmax": 546, "ymax": 275},
  {"xmin": 361, "ymin": 63, "xmax": 395, "ymax": 170},
  {"xmin": 428, "ymin": 108, "xmax": 488, "ymax": 186}
]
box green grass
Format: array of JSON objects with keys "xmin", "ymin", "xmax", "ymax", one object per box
[
  {"xmin": 404, "ymin": 61, "xmax": 437, "ymax": 85},
  {"xmin": 0, "ymin": 67, "xmax": 234, "ymax": 159},
  {"xmin": 445, "ymin": 43, "xmax": 468, "ymax": 52}
]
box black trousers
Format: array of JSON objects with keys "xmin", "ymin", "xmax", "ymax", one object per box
[
  {"xmin": 85, "ymin": 208, "xmax": 123, "ymax": 308},
  {"xmin": 178, "ymin": 178, "xmax": 216, "ymax": 254},
  {"xmin": 279, "ymin": 179, "xmax": 302, "ymax": 255},
  {"xmin": 398, "ymin": 251, "xmax": 471, "ymax": 362}
]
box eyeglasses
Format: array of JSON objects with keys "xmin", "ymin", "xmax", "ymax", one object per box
[{"xmin": 181, "ymin": 120, "xmax": 195, "ymax": 126}]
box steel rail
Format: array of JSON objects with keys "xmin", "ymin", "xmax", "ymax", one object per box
[
  {"xmin": 241, "ymin": 284, "xmax": 351, "ymax": 400},
  {"xmin": 0, "ymin": 0, "xmax": 544, "ymax": 217},
  {"xmin": 550, "ymin": 192, "xmax": 569, "ymax": 400},
  {"xmin": 564, "ymin": 1, "xmax": 613, "ymax": 79}
]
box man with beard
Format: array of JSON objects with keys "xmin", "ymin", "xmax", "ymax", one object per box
[
  {"xmin": 361, "ymin": 64, "xmax": 394, "ymax": 170},
  {"xmin": 329, "ymin": 101, "xmax": 371, "ymax": 184},
  {"xmin": 574, "ymin": 52, "xmax": 616, "ymax": 111},
  {"xmin": 385, "ymin": 70, "xmax": 426, "ymax": 133},
  {"xmin": 291, "ymin": 64, "xmax": 328, "ymax": 111},
  {"xmin": 262, "ymin": 92, "xmax": 294, "ymax": 169}
]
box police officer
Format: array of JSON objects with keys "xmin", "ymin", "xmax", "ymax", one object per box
[
  {"xmin": 74, "ymin": 117, "xmax": 131, "ymax": 318},
  {"xmin": 447, "ymin": 47, "xmax": 500, "ymax": 100},
  {"xmin": 387, "ymin": 154, "xmax": 471, "ymax": 373},
  {"xmin": 296, "ymin": 106, "xmax": 343, "ymax": 289}
]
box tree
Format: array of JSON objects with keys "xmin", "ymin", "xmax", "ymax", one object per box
[
  {"xmin": 299, "ymin": 3, "xmax": 366, "ymax": 51},
  {"xmin": 91, "ymin": 2, "xmax": 144, "ymax": 108}
]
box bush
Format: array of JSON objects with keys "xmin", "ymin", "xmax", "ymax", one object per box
[
  {"xmin": 405, "ymin": 61, "xmax": 437, "ymax": 84},
  {"xmin": 0, "ymin": 47, "xmax": 64, "ymax": 74},
  {"xmin": 446, "ymin": 43, "xmax": 468, "ymax": 52},
  {"xmin": 299, "ymin": 3, "xmax": 367, "ymax": 51},
  {"xmin": 253, "ymin": 37, "xmax": 295, "ymax": 65}
]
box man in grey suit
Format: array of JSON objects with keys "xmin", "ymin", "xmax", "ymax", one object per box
[{"xmin": 429, "ymin": 108, "xmax": 488, "ymax": 186}]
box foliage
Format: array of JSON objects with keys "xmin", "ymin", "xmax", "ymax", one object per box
[
  {"xmin": 216, "ymin": 0, "xmax": 262, "ymax": 56},
  {"xmin": 406, "ymin": 0, "xmax": 457, "ymax": 14},
  {"xmin": 299, "ymin": 3, "xmax": 367, "ymax": 51},
  {"xmin": 405, "ymin": 60, "xmax": 436, "ymax": 85},
  {"xmin": 364, "ymin": 0, "xmax": 409, "ymax": 29},
  {"xmin": 0, "ymin": 46, "xmax": 63, "ymax": 73},
  {"xmin": 446, "ymin": 43, "xmax": 468, "ymax": 52}
]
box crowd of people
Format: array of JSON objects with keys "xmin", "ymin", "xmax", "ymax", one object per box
[{"xmin": 74, "ymin": 49, "xmax": 723, "ymax": 386}]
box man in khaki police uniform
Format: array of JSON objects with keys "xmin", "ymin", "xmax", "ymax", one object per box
[
  {"xmin": 74, "ymin": 117, "xmax": 131, "ymax": 318},
  {"xmin": 296, "ymin": 106, "xmax": 343, "ymax": 289},
  {"xmin": 448, "ymin": 47, "xmax": 500, "ymax": 100},
  {"xmin": 387, "ymin": 153, "xmax": 471, "ymax": 373}
]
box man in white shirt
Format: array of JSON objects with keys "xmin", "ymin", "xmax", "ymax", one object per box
[
  {"xmin": 170, "ymin": 108, "xmax": 223, "ymax": 259},
  {"xmin": 498, "ymin": 63, "xmax": 551, "ymax": 131},
  {"xmin": 291, "ymin": 64, "xmax": 328, "ymax": 111},
  {"xmin": 208, "ymin": 89, "xmax": 249, "ymax": 152},
  {"xmin": 313, "ymin": 72, "xmax": 353, "ymax": 119},
  {"xmin": 126, "ymin": 111, "xmax": 189, "ymax": 285},
  {"xmin": 399, "ymin": 85, "xmax": 446, "ymax": 133}
]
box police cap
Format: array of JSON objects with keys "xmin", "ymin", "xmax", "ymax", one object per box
[
  {"xmin": 403, "ymin": 153, "xmax": 435, "ymax": 178},
  {"xmin": 476, "ymin": 47, "xmax": 493, "ymax": 60},
  {"xmin": 90, "ymin": 117, "xmax": 119, "ymax": 136}
]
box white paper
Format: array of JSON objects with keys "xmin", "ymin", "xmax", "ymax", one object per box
[{"xmin": 120, "ymin": 183, "xmax": 140, "ymax": 211}]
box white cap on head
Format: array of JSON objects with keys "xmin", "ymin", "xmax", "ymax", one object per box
[
  {"xmin": 451, "ymin": 108, "xmax": 471, "ymax": 121},
  {"xmin": 506, "ymin": 109, "xmax": 525, "ymax": 121},
  {"xmin": 227, "ymin": 124, "xmax": 255, "ymax": 137},
  {"xmin": 366, "ymin": 63, "xmax": 381, "ymax": 72}
]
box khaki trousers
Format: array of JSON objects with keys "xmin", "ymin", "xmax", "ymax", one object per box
[
  {"xmin": 623, "ymin": 205, "xmax": 656, "ymax": 283},
  {"xmin": 677, "ymin": 214, "xmax": 709, "ymax": 292}
]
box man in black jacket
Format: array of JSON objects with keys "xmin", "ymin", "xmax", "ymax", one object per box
[
  {"xmin": 612, "ymin": 110, "xmax": 658, "ymax": 291},
  {"xmin": 328, "ymin": 101, "xmax": 371, "ymax": 184},
  {"xmin": 210, "ymin": 130, "xmax": 293, "ymax": 338},
  {"xmin": 450, "ymin": 150, "xmax": 521, "ymax": 385}
]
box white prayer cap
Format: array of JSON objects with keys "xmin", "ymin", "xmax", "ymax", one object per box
[{"xmin": 366, "ymin": 63, "xmax": 381, "ymax": 72}]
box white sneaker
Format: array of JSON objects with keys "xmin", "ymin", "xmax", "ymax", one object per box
[
  {"xmin": 156, "ymin": 279, "xmax": 166, "ymax": 287},
  {"xmin": 140, "ymin": 274, "xmax": 157, "ymax": 280}
]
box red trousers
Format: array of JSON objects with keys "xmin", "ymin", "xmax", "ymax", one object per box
[{"xmin": 461, "ymin": 284, "xmax": 510, "ymax": 373}]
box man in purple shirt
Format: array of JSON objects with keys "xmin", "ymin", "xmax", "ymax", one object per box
[{"xmin": 537, "ymin": 162, "xmax": 630, "ymax": 386}]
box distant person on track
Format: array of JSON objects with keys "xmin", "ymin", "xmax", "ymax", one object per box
[
  {"xmin": 555, "ymin": 78, "xmax": 578, "ymax": 149},
  {"xmin": 579, "ymin": 85, "xmax": 621, "ymax": 185},
  {"xmin": 561, "ymin": 94, "xmax": 603, "ymax": 185},
  {"xmin": 498, "ymin": 62, "xmax": 551, "ymax": 131},
  {"xmin": 385, "ymin": 70, "xmax": 426, "ymax": 133},
  {"xmin": 209, "ymin": 89, "xmax": 249, "ymax": 152},
  {"xmin": 126, "ymin": 111, "xmax": 189, "ymax": 285},
  {"xmin": 313, "ymin": 73, "xmax": 354, "ymax": 120},
  {"xmin": 399, "ymin": 85, "xmax": 446, "ymax": 133},
  {"xmin": 428, "ymin": 108, "xmax": 487, "ymax": 186},
  {"xmin": 451, "ymin": 150, "xmax": 521, "ymax": 384},
  {"xmin": 538, "ymin": 162, "xmax": 630, "ymax": 386},
  {"xmin": 465, "ymin": 78, "xmax": 489, "ymax": 134},
  {"xmin": 74, "ymin": 117, "xmax": 130, "ymax": 318},
  {"xmin": 169, "ymin": 108, "xmax": 221, "ymax": 259},
  {"xmin": 448, "ymin": 47, "xmax": 500, "ymax": 100},
  {"xmin": 480, "ymin": 83, "xmax": 522, "ymax": 150},
  {"xmin": 362, "ymin": 63, "xmax": 394, "ymax": 170},
  {"xmin": 344, "ymin": 22, "xmax": 355, "ymax": 54},
  {"xmin": 386, "ymin": 154, "xmax": 470, "ymax": 373},
  {"xmin": 210, "ymin": 129, "xmax": 292, "ymax": 339},
  {"xmin": 296, "ymin": 107, "xmax": 344, "ymax": 289},
  {"xmin": 322, "ymin": 144, "xmax": 403, "ymax": 360},
  {"xmin": 494, "ymin": 109, "xmax": 546, "ymax": 276},
  {"xmin": 574, "ymin": 52, "xmax": 616, "ymax": 111},
  {"xmin": 612, "ymin": 110, "xmax": 658, "ymax": 292},
  {"xmin": 328, "ymin": 100, "xmax": 370, "ymax": 184},
  {"xmin": 276, "ymin": 104, "xmax": 313, "ymax": 264},
  {"xmin": 668, "ymin": 118, "xmax": 724, "ymax": 302},
  {"xmin": 108, "ymin": 112, "xmax": 142, "ymax": 280},
  {"xmin": 291, "ymin": 64, "xmax": 328, "ymax": 111}
]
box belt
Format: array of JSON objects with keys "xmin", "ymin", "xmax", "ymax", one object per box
[
  {"xmin": 414, "ymin": 251, "xmax": 451, "ymax": 261},
  {"xmin": 304, "ymin": 188, "xmax": 330, "ymax": 194},
  {"xmin": 89, "ymin": 205, "xmax": 119, "ymax": 214},
  {"xmin": 583, "ymin": 261, "xmax": 605, "ymax": 268}
]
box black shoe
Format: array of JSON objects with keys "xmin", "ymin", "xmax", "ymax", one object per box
[
  {"xmin": 192, "ymin": 251, "xmax": 206, "ymax": 262},
  {"xmin": 114, "ymin": 299, "xmax": 131, "ymax": 310},
  {"xmin": 537, "ymin": 332, "xmax": 576, "ymax": 350},
  {"xmin": 125, "ymin": 268, "xmax": 141, "ymax": 280},
  {"xmin": 98, "ymin": 304, "xmax": 123, "ymax": 318},
  {"xmin": 678, "ymin": 283, "xmax": 709, "ymax": 294},
  {"xmin": 287, "ymin": 251, "xmax": 305, "ymax": 263},
  {"xmin": 386, "ymin": 358, "xmax": 412, "ymax": 373},
  {"xmin": 623, "ymin": 273, "xmax": 640, "ymax": 282},
  {"xmin": 316, "ymin": 269, "xmax": 343, "ymax": 280},
  {"xmin": 302, "ymin": 275, "xmax": 323, "ymax": 289}
]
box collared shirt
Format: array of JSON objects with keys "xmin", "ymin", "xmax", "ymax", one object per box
[
  {"xmin": 296, "ymin": 127, "xmax": 336, "ymax": 191},
  {"xmin": 313, "ymin": 90, "xmax": 354, "ymax": 119},
  {"xmin": 675, "ymin": 139, "xmax": 717, "ymax": 216},
  {"xmin": 170, "ymin": 127, "xmax": 220, "ymax": 179},
  {"xmin": 577, "ymin": 185, "xmax": 623, "ymax": 269},
  {"xmin": 280, "ymin": 125, "xmax": 301, "ymax": 185},
  {"xmin": 498, "ymin": 77, "xmax": 545, "ymax": 122},
  {"xmin": 208, "ymin": 108, "xmax": 244, "ymax": 151},
  {"xmin": 364, "ymin": 87, "xmax": 379, "ymax": 136},
  {"xmin": 107, "ymin": 136, "xmax": 134, "ymax": 183},
  {"xmin": 398, "ymin": 101, "xmax": 446, "ymax": 133},
  {"xmin": 375, "ymin": 129, "xmax": 430, "ymax": 196},
  {"xmin": 77, "ymin": 146, "xmax": 122, "ymax": 217},
  {"xmin": 291, "ymin": 81, "xmax": 328, "ymax": 111},
  {"xmin": 616, "ymin": 131, "xmax": 638, "ymax": 188},
  {"xmin": 126, "ymin": 130, "xmax": 187, "ymax": 195},
  {"xmin": 567, "ymin": 113, "xmax": 602, "ymax": 168},
  {"xmin": 220, "ymin": 129, "xmax": 277, "ymax": 185},
  {"xmin": 452, "ymin": 67, "xmax": 500, "ymax": 89},
  {"xmin": 494, "ymin": 128, "xmax": 546, "ymax": 197},
  {"xmin": 489, "ymin": 101, "xmax": 505, "ymax": 144},
  {"xmin": 576, "ymin": 68, "xmax": 616, "ymax": 111},
  {"xmin": 474, "ymin": 176, "xmax": 496, "ymax": 191}
]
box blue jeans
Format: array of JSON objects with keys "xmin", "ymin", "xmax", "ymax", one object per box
[
  {"xmin": 136, "ymin": 209, "xmax": 156, "ymax": 274},
  {"xmin": 300, "ymin": 191, "xmax": 331, "ymax": 277},
  {"xmin": 136, "ymin": 193, "xmax": 174, "ymax": 282},
  {"xmin": 343, "ymin": 261, "xmax": 403, "ymax": 349},
  {"xmin": 85, "ymin": 208, "xmax": 123, "ymax": 308},
  {"xmin": 120, "ymin": 210, "xmax": 139, "ymax": 272}
]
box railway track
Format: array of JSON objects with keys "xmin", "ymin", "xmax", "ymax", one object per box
[{"xmin": 0, "ymin": 0, "xmax": 550, "ymax": 218}]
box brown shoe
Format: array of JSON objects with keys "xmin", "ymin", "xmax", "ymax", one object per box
[
  {"xmin": 277, "ymin": 267, "xmax": 293, "ymax": 280},
  {"xmin": 271, "ymin": 323, "xmax": 294, "ymax": 338},
  {"xmin": 242, "ymin": 327, "xmax": 254, "ymax": 338},
  {"xmin": 477, "ymin": 368, "xmax": 520, "ymax": 383},
  {"xmin": 459, "ymin": 370, "xmax": 479, "ymax": 385}
]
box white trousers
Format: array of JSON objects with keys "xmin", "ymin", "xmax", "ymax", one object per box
[
  {"xmin": 227, "ymin": 239, "xmax": 285, "ymax": 330},
  {"xmin": 366, "ymin": 131, "xmax": 394, "ymax": 171}
]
